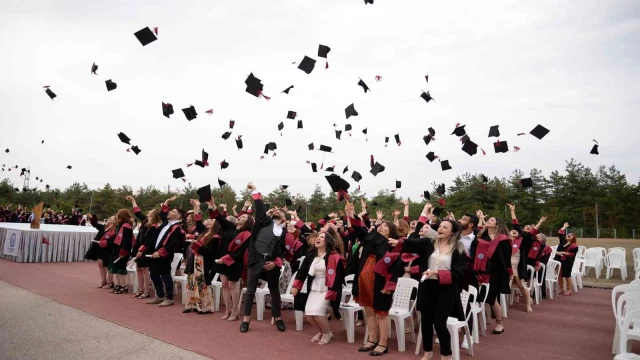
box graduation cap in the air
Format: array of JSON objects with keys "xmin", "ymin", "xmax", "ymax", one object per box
[
  {"xmin": 235, "ymin": 136, "xmax": 243, "ymax": 150},
  {"xmin": 182, "ymin": 106, "xmax": 197, "ymax": 121},
  {"xmin": 229, "ymin": 120, "xmax": 235, "ymax": 129},
  {"xmin": 451, "ymin": 124, "xmax": 466, "ymax": 137},
  {"xmin": 319, "ymin": 145, "xmax": 332, "ymax": 152},
  {"xmin": 205, "ymin": 109, "xmax": 213, "ymax": 115},
  {"xmin": 325, "ymin": 174, "xmax": 351, "ymax": 201},
  {"xmin": 358, "ymin": 79, "xmax": 370, "ymax": 93},
  {"xmin": 422, "ymin": 191, "xmax": 431, "ymax": 200},
  {"xmin": 481, "ymin": 174, "xmax": 489, "ymax": 183},
  {"xmin": 278, "ymin": 122, "xmax": 284, "ymax": 131},
  {"xmin": 433, "ymin": 207, "xmax": 445, "ymax": 218},
  {"xmin": 384, "ymin": 137, "xmax": 389, "ymax": 147},
  {"xmin": 311, "ymin": 162, "xmax": 318, "ymax": 172},
  {"xmin": 440, "ymin": 160, "xmax": 451, "ymax": 171},
  {"xmin": 134, "ymin": 27, "xmax": 157, "ymax": 46},
  {"xmin": 13, "ymin": 187, "xmax": 19, "ymax": 192},
  {"xmin": 362, "ymin": 128, "xmax": 368, "ymax": 141},
  {"xmin": 318, "ymin": 44, "xmax": 331, "ymax": 68},
  {"xmin": 197, "ymin": 185, "xmax": 212, "ymax": 202},
  {"xmin": 395, "ymin": 180, "xmax": 402, "ymax": 189},
  {"xmin": 67, "ymin": 165, "xmax": 72, "ymax": 169},
  {"xmin": 220, "ymin": 160, "xmax": 229, "ymax": 169},
  {"xmin": 285, "ymin": 198, "xmax": 293, "ymax": 207},
  {"xmin": 460, "ymin": 134, "xmax": 470, "ymax": 144},
  {"xmin": 365, "ymin": 0, "xmax": 374, "ymax": 4},
  {"xmin": 282, "ymin": 85, "xmax": 294, "ymax": 94},
  {"xmin": 91, "ymin": 62, "xmax": 98, "ymax": 75},
  {"xmin": 222, "ymin": 131, "xmax": 232, "ymax": 140},
  {"xmin": 461, "ymin": 140, "xmax": 478, "ymax": 156},
  {"xmin": 350, "ymin": 171, "xmax": 362, "ymax": 183},
  {"xmin": 297, "ymin": 120, "xmax": 303, "ymax": 129},
  {"xmin": 394, "ymin": 134, "xmax": 401, "ymax": 146},
  {"xmin": 590, "ymin": 140, "xmax": 599, "ymax": 155},
  {"xmin": 172, "ymin": 168, "xmax": 185, "ymax": 179},
  {"xmin": 4, "ymin": 149, "xmax": 8, "ymax": 153},
  {"xmin": 335, "ymin": 130, "xmax": 342, "ymax": 140},
  {"xmin": 264, "ymin": 142, "xmax": 277, "ymax": 154},
  {"xmin": 370, "ymin": 162, "xmax": 385, "ymax": 176},
  {"xmin": 201, "ymin": 149, "xmax": 209, "ymax": 166},
  {"xmin": 162, "ymin": 103, "xmax": 174, "ymax": 118},
  {"xmin": 131, "ymin": 145, "xmax": 141, "ymax": 155},
  {"xmin": 325, "ymin": 166, "xmax": 335, "ymax": 172},
  {"xmin": 420, "ymin": 91, "xmax": 433, "ymax": 103},
  {"xmin": 218, "ymin": 178, "xmax": 227, "ymax": 187},
  {"xmin": 45, "ymin": 184, "xmax": 50, "ymax": 190},
  {"xmin": 520, "ymin": 178, "xmax": 533, "ymax": 188},
  {"xmin": 345, "ymin": 103, "xmax": 358, "ymax": 119},
  {"xmin": 245, "ymin": 73, "xmax": 268, "ymax": 99},
  {"xmin": 44, "ymin": 88, "xmax": 56, "ymax": 100},
  {"xmin": 280, "ymin": 185, "xmax": 289, "ymax": 190},
  {"xmin": 105, "ymin": 79, "xmax": 117, "ymax": 91},
  {"xmin": 436, "ymin": 184, "xmax": 445, "ymax": 196},
  {"xmin": 342, "ymin": 166, "xmax": 349, "ymax": 174},
  {"xmin": 298, "ymin": 56, "xmax": 316, "ymax": 74},
  {"xmin": 308, "ymin": 143, "xmax": 314, "ymax": 150},
  {"xmin": 488, "ymin": 125, "xmax": 500, "ymax": 138},
  {"xmin": 426, "ymin": 152, "xmax": 438, "ymax": 162},
  {"xmin": 530, "ymin": 125, "xmax": 550, "ymax": 140},
  {"xmin": 493, "ymin": 140, "xmax": 509, "ymax": 153},
  {"xmin": 117, "ymin": 132, "xmax": 131, "ymax": 145},
  {"xmin": 41, "ymin": 140, "xmax": 44, "ymax": 144},
  {"xmin": 287, "ymin": 111, "xmax": 297, "ymax": 119}
]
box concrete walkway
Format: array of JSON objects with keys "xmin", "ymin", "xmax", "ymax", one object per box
[{"xmin": 0, "ymin": 281, "xmax": 208, "ymax": 360}]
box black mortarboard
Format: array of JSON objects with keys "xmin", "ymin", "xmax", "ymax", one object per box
[
  {"xmin": 590, "ymin": 144, "xmax": 599, "ymax": 155},
  {"xmin": 358, "ymin": 79, "xmax": 370, "ymax": 93},
  {"xmin": 282, "ymin": 85, "xmax": 294, "ymax": 94},
  {"xmin": 345, "ymin": 124, "xmax": 352, "ymax": 131},
  {"xmin": 520, "ymin": 178, "xmax": 533, "ymax": 188},
  {"xmin": 426, "ymin": 152, "xmax": 437, "ymax": 162},
  {"xmin": 278, "ymin": 122, "xmax": 284, "ymax": 131},
  {"xmin": 423, "ymin": 191, "xmax": 431, "ymax": 200},
  {"xmin": 281, "ymin": 185, "xmax": 289, "ymax": 190},
  {"xmin": 218, "ymin": 178, "xmax": 227, "ymax": 187},
  {"xmin": 461, "ymin": 140, "xmax": 478, "ymax": 156},
  {"xmin": 298, "ymin": 56, "xmax": 316, "ymax": 74},
  {"xmin": 67, "ymin": 165, "xmax": 72, "ymax": 169},
  {"xmin": 197, "ymin": 185, "xmax": 212, "ymax": 202},
  {"xmin": 285, "ymin": 198, "xmax": 293, "ymax": 207},
  {"xmin": 488, "ymin": 125, "xmax": 500, "ymax": 138},
  {"xmin": 451, "ymin": 125, "xmax": 466, "ymax": 137},
  {"xmin": 345, "ymin": 103, "xmax": 358, "ymax": 119},
  {"xmin": 394, "ymin": 134, "xmax": 401, "ymax": 146},
  {"xmin": 343, "ymin": 166, "xmax": 349, "ymax": 174},
  {"xmin": 325, "ymin": 166, "xmax": 335, "ymax": 172},
  {"xmin": 91, "ymin": 62, "xmax": 98, "ymax": 75},
  {"xmin": 45, "ymin": 88, "xmax": 56, "ymax": 100},
  {"xmin": 311, "ymin": 162, "xmax": 318, "ymax": 172},
  {"xmin": 395, "ymin": 180, "xmax": 401, "ymax": 189},
  {"xmin": 433, "ymin": 207, "xmax": 445, "ymax": 217},
  {"xmin": 245, "ymin": 73, "xmax": 265, "ymax": 98},
  {"xmin": 297, "ymin": 120, "xmax": 303, "ymax": 129},
  {"xmin": 428, "ymin": 127, "xmax": 435, "ymax": 136},
  {"xmin": 220, "ymin": 160, "xmax": 229, "ymax": 169},
  {"xmin": 201, "ymin": 149, "xmax": 209, "ymax": 164},
  {"xmin": 287, "ymin": 111, "xmax": 297, "ymax": 119},
  {"xmin": 362, "ymin": 128, "xmax": 368, "ymax": 135},
  {"xmin": 370, "ymin": 162, "xmax": 385, "ymax": 176},
  {"xmin": 440, "ymin": 160, "xmax": 451, "ymax": 171},
  {"xmin": 335, "ymin": 130, "xmax": 342, "ymax": 139},
  {"xmin": 194, "ymin": 160, "xmax": 205, "ymax": 168},
  {"xmin": 117, "ymin": 132, "xmax": 131, "ymax": 145},
  {"xmin": 182, "ymin": 106, "xmax": 197, "ymax": 121},
  {"xmin": 365, "ymin": 0, "xmax": 374, "ymax": 4},
  {"xmin": 420, "ymin": 91, "xmax": 433, "ymax": 103},
  {"xmin": 229, "ymin": 120, "xmax": 235, "ymax": 129},
  {"xmin": 235, "ymin": 137, "xmax": 243, "ymax": 149},
  {"xmin": 222, "ymin": 131, "xmax": 232, "ymax": 140},
  {"xmin": 308, "ymin": 143, "xmax": 314, "ymax": 150},
  {"xmin": 352, "ymin": 171, "xmax": 362, "ymax": 182},
  {"xmin": 172, "ymin": 168, "xmax": 185, "ymax": 179},
  {"xmin": 105, "ymin": 79, "xmax": 117, "ymax": 91},
  {"xmin": 265, "ymin": 142, "xmax": 277, "ymax": 153},
  {"xmin": 530, "ymin": 125, "xmax": 550, "ymax": 140},
  {"xmin": 319, "ymin": 145, "xmax": 332, "ymax": 152},
  {"xmin": 4, "ymin": 149, "xmax": 9, "ymax": 153},
  {"xmin": 436, "ymin": 184, "xmax": 445, "ymax": 196},
  {"xmin": 481, "ymin": 174, "xmax": 489, "ymax": 183},
  {"xmin": 13, "ymin": 187, "xmax": 19, "ymax": 192},
  {"xmin": 134, "ymin": 27, "xmax": 157, "ymax": 46},
  {"xmin": 318, "ymin": 45, "xmax": 331, "ymax": 58},
  {"xmin": 131, "ymin": 145, "xmax": 141, "ymax": 155},
  {"xmin": 41, "ymin": 140, "xmax": 44, "ymax": 144},
  {"xmin": 423, "ymin": 135, "xmax": 433, "ymax": 146},
  {"xmin": 494, "ymin": 141, "xmax": 509, "ymax": 153},
  {"xmin": 385, "ymin": 136, "xmax": 389, "ymax": 145},
  {"xmin": 325, "ymin": 174, "xmax": 350, "ymax": 193},
  {"xmin": 162, "ymin": 102, "xmax": 174, "ymax": 118}
]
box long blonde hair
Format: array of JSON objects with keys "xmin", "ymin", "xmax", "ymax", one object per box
[{"xmin": 434, "ymin": 219, "xmax": 465, "ymax": 254}]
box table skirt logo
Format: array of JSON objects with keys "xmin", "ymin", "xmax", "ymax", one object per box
[{"xmin": 9, "ymin": 234, "xmax": 16, "ymax": 247}]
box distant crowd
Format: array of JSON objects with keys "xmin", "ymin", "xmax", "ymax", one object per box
[{"xmin": 0, "ymin": 204, "xmax": 88, "ymax": 226}]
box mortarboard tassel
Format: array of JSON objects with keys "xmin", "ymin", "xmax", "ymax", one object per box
[
  {"xmin": 205, "ymin": 109, "xmax": 213, "ymax": 115},
  {"xmin": 182, "ymin": 178, "xmax": 186, "ymax": 183},
  {"xmin": 325, "ymin": 61, "xmax": 329, "ymax": 69},
  {"xmin": 514, "ymin": 146, "xmax": 521, "ymax": 152},
  {"xmin": 305, "ymin": 160, "xmax": 310, "ymax": 164},
  {"xmin": 153, "ymin": 27, "xmax": 158, "ymax": 35},
  {"xmin": 42, "ymin": 236, "xmax": 50, "ymax": 245},
  {"xmin": 260, "ymin": 156, "xmax": 265, "ymax": 160},
  {"xmin": 391, "ymin": 190, "xmax": 396, "ymax": 193},
  {"xmin": 517, "ymin": 133, "xmax": 526, "ymax": 136},
  {"xmin": 42, "ymin": 85, "xmax": 50, "ymax": 88},
  {"xmin": 257, "ymin": 90, "xmax": 271, "ymax": 100},
  {"xmin": 481, "ymin": 148, "xmax": 486, "ymax": 155},
  {"xmin": 425, "ymin": 75, "xmax": 429, "ymax": 83},
  {"xmin": 370, "ymin": 155, "xmax": 375, "ymax": 168},
  {"xmin": 126, "ymin": 148, "xmax": 130, "ymax": 152},
  {"xmin": 375, "ymin": 75, "xmax": 383, "ymax": 82},
  {"xmin": 438, "ymin": 198, "xmax": 446, "ymax": 207},
  {"xmin": 186, "ymin": 163, "xmax": 193, "ymax": 167},
  {"xmin": 357, "ymin": 184, "xmax": 360, "ymax": 191},
  {"xmin": 272, "ymin": 152, "xmax": 277, "ymax": 157},
  {"xmin": 482, "ymin": 184, "xmax": 487, "ymax": 191}
]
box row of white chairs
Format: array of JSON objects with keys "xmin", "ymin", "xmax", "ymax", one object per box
[{"xmin": 612, "ymin": 283, "xmax": 640, "ymax": 356}]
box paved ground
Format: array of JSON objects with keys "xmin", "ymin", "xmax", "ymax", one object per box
[{"xmin": 0, "ymin": 280, "xmax": 208, "ymax": 360}]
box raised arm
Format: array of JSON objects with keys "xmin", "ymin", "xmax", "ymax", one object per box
[
  {"xmin": 248, "ymin": 183, "xmax": 269, "ymax": 227},
  {"xmin": 232, "ymin": 204, "xmax": 238, "ymax": 217},
  {"xmin": 401, "ymin": 199, "xmax": 410, "ymax": 222},
  {"xmin": 534, "ymin": 216, "xmax": 547, "ymax": 231},
  {"xmin": 190, "ymin": 199, "xmax": 206, "ymax": 233},
  {"xmin": 126, "ymin": 195, "xmax": 146, "ymax": 222},
  {"xmin": 508, "ymin": 203, "xmax": 522, "ymax": 232},
  {"xmin": 160, "ymin": 195, "xmax": 177, "ymax": 225}
]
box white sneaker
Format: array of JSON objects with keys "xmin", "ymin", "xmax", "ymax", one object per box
[{"xmin": 461, "ymin": 337, "xmax": 469, "ymax": 349}]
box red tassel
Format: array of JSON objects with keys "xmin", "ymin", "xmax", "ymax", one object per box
[
  {"xmin": 42, "ymin": 85, "xmax": 50, "ymax": 88},
  {"xmin": 272, "ymin": 152, "xmax": 277, "ymax": 157},
  {"xmin": 370, "ymin": 155, "xmax": 375, "ymax": 167},
  {"xmin": 391, "ymin": 190, "xmax": 396, "ymax": 193},
  {"xmin": 260, "ymin": 156, "xmax": 265, "ymax": 160},
  {"xmin": 375, "ymin": 75, "xmax": 383, "ymax": 82},
  {"xmin": 325, "ymin": 61, "xmax": 329, "ymax": 69},
  {"xmin": 182, "ymin": 178, "xmax": 186, "ymax": 183},
  {"xmin": 205, "ymin": 109, "xmax": 213, "ymax": 114},
  {"xmin": 42, "ymin": 236, "xmax": 50, "ymax": 245},
  {"xmin": 455, "ymin": 123, "xmax": 460, "ymax": 128},
  {"xmin": 425, "ymin": 75, "xmax": 429, "ymax": 83},
  {"xmin": 126, "ymin": 148, "xmax": 130, "ymax": 152},
  {"xmin": 153, "ymin": 27, "xmax": 158, "ymax": 35},
  {"xmin": 321, "ymin": 163, "xmax": 324, "ymax": 170},
  {"xmin": 349, "ymin": 133, "xmax": 352, "ymax": 137},
  {"xmin": 257, "ymin": 91, "xmax": 271, "ymax": 100},
  {"xmin": 398, "ymin": 142, "xmax": 401, "ymax": 146},
  {"xmin": 496, "ymin": 140, "xmax": 501, "ymax": 146},
  {"xmin": 186, "ymin": 163, "xmax": 193, "ymax": 167},
  {"xmin": 482, "ymin": 184, "xmax": 487, "ymax": 191},
  {"xmin": 481, "ymin": 148, "xmax": 486, "ymax": 156},
  {"xmin": 203, "ymin": 160, "xmax": 209, "ymax": 167},
  {"xmin": 514, "ymin": 146, "xmax": 521, "ymax": 152},
  {"xmin": 357, "ymin": 184, "xmax": 360, "ymax": 191},
  {"xmin": 517, "ymin": 133, "xmax": 526, "ymax": 136},
  {"xmin": 219, "ymin": 194, "xmax": 224, "ymax": 198},
  {"xmin": 305, "ymin": 160, "xmax": 310, "ymax": 164},
  {"xmin": 438, "ymin": 198, "xmax": 446, "ymax": 207}
]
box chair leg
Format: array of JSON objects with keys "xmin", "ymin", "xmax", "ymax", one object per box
[
  {"xmin": 256, "ymin": 293, "xmax": 265, "ymax": 321},
  {"xmin": 295, "ymin": 310, "xmax": 303, "ymax": 331},
  {"xmin": 395, "ymin": 318, "xmax": 406, "ymax": 352},
  {"xmin": 415, "ymin": 324, "xmax": 422, "ymax": 355},
  {"xmin": 448, "ymin": 325, "xmax": 460, "ymax": 360},
  {"xmin": 472, "ymin": 313, "xmax": 480, "ymax": 344},
  {"xmin": 464, "ymin": 324, "xmax": 474, "ymax": 356}
]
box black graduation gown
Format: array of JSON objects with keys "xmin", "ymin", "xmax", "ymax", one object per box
[
  {"xmin": 512, "ymin": 221, "xmax": 535, "ymax": 280},
  {"xmin": 135, "ymin": 224, "xmax": 159, "ymax": 268},
  {"xmin": 480, "ymin": 231, "xmax": 512, "ymax": 303},
  {"xmin": 86, "ymin": 216, "xmax": 114, "ymax": 264},
  {"xmin": 186, "ymin": 216, "xmax": 219, "ymax": 282},
  {"xmin": 556, "ymin": 229, "xmax": 578, "ymax": 278},
  {"xmin": 293, "ymin": 251, "xmax": 346, "ymax": 319},
  {"xmin": 109, "ymin": 224, "xmax": 134, "ymax": 271},
  {"xmin": 209, "ymin": 208, "xmax": 238, "ymax": 275}
]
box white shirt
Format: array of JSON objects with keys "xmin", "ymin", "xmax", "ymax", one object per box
[
  {"xmin": 460, "ymin": 232, "xmax": 476, "ymax": 255},
  {"xmin": 252, "ymin": 190, "xmax": 284, "ymax": 237},
  {"xmin": 428, "ymin": 247, "xmax": 452, "ymax": 279},
  {"xmin": 156, "ymin": 220, "xmax": 180, "ymax": 248}
]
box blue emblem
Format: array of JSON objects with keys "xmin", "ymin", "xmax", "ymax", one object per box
[
  {"xmin": 478, "ymin": 254, "xmax": 485, "ymax": 259},
  {"xmin": 533, "ymin": 247, "xmax": 538, "ymax": 251},
  {"xmin": 9, "ymin": 234, "xmax": 16, "ymax": 247},
  {"xmin": 286, "ymin": 245, "xmax": 290, "ymax": 250},
  {"xmin": 328, "ymin": 269, "xmax": 334, "ymax": 275},
  {"xmin": 105, "ymin": 235, "xmax": 110, "ymax": 239},
  {"xmin": 513, "ymin": 244, "xmax": 517, "ymax": 248},
  {"xmin": 235, "ymin": 239, "xmax": 241, "ymax": 245},
  {"xmin": 384, "ymin": 257, "xmax": 391, "ymax": 264}
]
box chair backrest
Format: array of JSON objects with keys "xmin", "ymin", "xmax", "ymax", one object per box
[
  {"xmin": 577, "ymin": 246, "xmax": 587, "ymax": 258},
  {"xmin": 467, "ymin": 285, "xmax": 478, "ymax": 308},
  {"xmin": 390, "ymin": 277, "xmax": 419, "ymax": 313},
  {"xmin": 572, "ymin": 258, "xmax": 585, "ymax": 273},
  {"xmin": 610, "ymin": 247, "xmax": 626, "ymax": 254},
  {"xmin": 616, "ymin": 292, "xmax": 640, "ymax": 326},
  {"xmin": 344, "ymin": 274, "xmax": 355, "ymax": 290},
  {"xmin": 478, "ymin": 283, "xmax": 490, "ymax": 306},
  {"xmin": 546, "ymin": 260, "xmax": 561, "ymax": 281},
  {"xmin": 636, "ymin": 271, "xmax": 640, "ymax": 281},
  {"xmin": 212, "ymin": 273, "xmax": 220, "ymax": 283},
  {"xmin": 633, "ymin": 248, "xmax": 640, "ymax": 261},
  {"xmin": 525, "ymin": 265, "xmax": 535, "ymax": 291},
  {"xmin": 459, "ymin": 290, "xmax": 472, "ymax": 322},
  {"xmin": 590, "ymin": 247, "xmax": 607, "ymax": 260},
  {"xmin": 607, "ymin": 252, "xmax": 626, "ymax": 267},
  {"xmin": 536, "ymin": 263, "xmax": 546, "ymax": 286},
  {"xmin": 286, "ymin": 272, "xmax": 296, "ymax": 294},
  {"xmin": 620, "ymin": 308, "xmax": 640, "ymax": 355},
  {"xmin": 612, "ymin": 284, "xmax": 640, "ymax": 320},
  {"xmin": 126, "ymin": 259, "xmax": 136, "ymax": 271},
  {"xmin": 630, "ymin": 279, "xmax": 640, "ymax": 286},
  {"xmin": 584, "ymin": 251, "xmax": 602, "ymax": 267},
  {"xmin": 171, "ymin": 253, "xmax": 184, "ymax": 277}
]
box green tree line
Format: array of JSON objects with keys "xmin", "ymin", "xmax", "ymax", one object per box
[{"xmin": 1, "ymin": 159, "xmax": 638, "ymax": 237}]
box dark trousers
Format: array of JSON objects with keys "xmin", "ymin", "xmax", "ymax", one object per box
[
  {"xmin": 150, "ymin": 272, "xmax": 174, "ymax": 300},
  {"xmin": 421, "ymin": 280, "xmax": 452, "ymax": 356},
  {"xmin": 242, "ymin": 261, "xmax": 282, "ymax": 318}
]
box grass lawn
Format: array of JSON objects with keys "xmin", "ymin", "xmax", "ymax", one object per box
[{"xmin": 546, "ymin": 237, "xmax": 640, "ymax": 288}]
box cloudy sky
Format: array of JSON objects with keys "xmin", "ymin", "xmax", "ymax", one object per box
[{"xmin": 1, "ymin": 0, "xmax": 639, "ymax": 199}]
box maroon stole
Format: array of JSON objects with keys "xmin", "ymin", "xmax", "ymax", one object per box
[
  {"xmin": 528, "ymin": 239, "xmax": 542, "ymax": 259},
  {"xmin": 284, "ymin": 233, "xmax": 303, "ymax": 262},
  {"xmin": 192, "ymin": 234, "xmax": 220, "ymax": 254},
  {"xmin": 374, "ymin": 252, "xmax": 401, "ymax": 291},
  {"xmin": 221, "ymin": 231, "xmax": 251, "ymax": 265},
  {"xmin": 99, "ymin": 228, "xmax": 116, "ymax": 248},
  {"xmin": 157, "ymin": 223, "xmax": 184, "ymax": 258},
  {"xmin": 560, "ymin": 243, "xmax": 578, "ymax": 260},
  {"xmin": 114, "ymin": 223, "xmax": 134, "ymax": 258},
  {"xmin": 325, "ymin": 252, "xmax": 346, "ymax": 300},
  {"xmin": 401, "ymin": 253, "xmax": 420, "ymax": 263},
  {"xmin": 473, "ymin": 234, "xmax": 510, "ymax": 283},
  {"xmin": 511, "ymin": 237, "xmax": 523, "ymax": 254},
  {"xmin": 542, "ymin": 245, "xmax": 552, "ymax": 257}
]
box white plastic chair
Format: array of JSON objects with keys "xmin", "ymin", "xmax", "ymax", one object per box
[
  {"xmin": 339, "ymin": 293, "xmax": 363, "ymax": 343},
  {"xmin": 210, "ymin": 273, "xmax": 222, "ymax": 311},
  {"xmin": 471, "ymin": 283, "xmax": 489, "ymax": 337},
  {"xmin": 611, "ymin": 284, "xmax": 640, "ymax": 354},
  {"xmin": 571, "ymin": 258, "xmax": 585, "ymax": 292},
  {"xmin": 467, "ymin": 285, "xmax": 480, "ymax": 344},
  {"xmin": 615, "ymin": 354, "xmax": 640, "ymax": 360},
  {"xmin": 608, "ymin": 252, "xmax": 628, "ymax": 281},
  {"xmin": 499, "ymin": 293, "xmax": 508, "ymax": 318},
  {"xmin": 169, "ymin": 254, "xmax": 187, "ymax": 304},
  {"xmin": 614, "ymin": 292, "xmax": 640, "ymax": 354},
  {"xmin": 388, "ymin": 278, "xmax": 419, "ymax": 352},
  {"xmin": 631, "ymin": 280, "xmax": 640, "ymax": 286},
  {"xmin": 279, "ymin": 272, "xmax": 299, "ymax": 328},
  {"xmin": 584, "ymin": 251, "xmax": 603, "ymax": 278},
  {"xmin": 342, "ymin": 274, "xmax": 354, "ymax": 303},
  {"xmin": 591, "ymin": 247, "xmax": 607, "ymax": 266},
  {"xmin": 510, "ymin": 265, "xmax": 535, "ymax": 305},
  {"xmin": 545, "ymin": 260, "xmax": 561, "ymax": 299},
  {"xmin": 533, "ymin": 263, "xmax": 546, "ymax": 305},
  {"xmin": 619, "ymin": 308, "xmax": 640, "ymax": 355},
  {"xmin": 239, "ymin": 266, "xmax": 284, "ymax": 321},
  {"xmin": 576, "ymin": 246, "xmax": 587, "ymax": 259},
  {"xmin": 126, "ymin": 259, "xmax": 138, "ymax": 293},
  {"xmin": 633, "ymin": 248, "xmax": 640, "ymax": 275}
]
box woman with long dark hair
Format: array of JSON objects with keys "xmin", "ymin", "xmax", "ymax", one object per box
[
  {"xmin": 292, "ymin": 231, "xmax": 346, "ymax": 345},
  {"xmin": 389, "ymin": 219, "xmax": 467, "ymax": 360},
  {"xmin": 86, "ymin": 214, "xmax": 116, "ymax": 289},
  {"xmin": 109, "ymin": 209, "xmax": 135, "ymax": 294},
  {"xmin": 555, "ymin": 222, "xmax": 578, "ymax": 296},
  {"xmin": 182, "ymin": 199, "xmax": 221, "ymax": 314},
  {"xmin": 127, "ymin": 195, "xmax": 162, "ymax": 299},
  {"xmin": 476, "ymin": 211, "xmax": 511, "ymax": 334}
]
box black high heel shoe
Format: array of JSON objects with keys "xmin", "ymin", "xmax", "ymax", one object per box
[
  {"xmin": 369, "ymin": 344, "xmax": 388, "ymax": 356},
  {"xmin": 358, "ymin": 340, "xmax": 378, "ymax": 352},
  {"xmin": 111, "ymin": 285, "xmax": 122, "ymax": 294}
]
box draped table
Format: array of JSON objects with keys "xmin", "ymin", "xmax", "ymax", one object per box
[{"xmin": 0, "ymin": 223, "xmax": 98, "ymax": 263}]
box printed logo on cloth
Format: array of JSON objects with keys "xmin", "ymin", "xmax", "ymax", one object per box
[
  {"xmin": 328, "ymin": 269, "xmax": 334, "ymax": 275},
  {"xmin": 478, "ymin": 254, "xmax": 485, "ymax": 259},
  {"xmin": 513, "ymin": 244, "xmax": 517, "ymax": 248},
  {"xmin": 533, "ymin": 247, "xmax": 538, "ymax": 251},
  {"xmin": 105, "ymin": 235, "xmax": 110, "ymax": 239},
  {"xmin": 384, "ymin": 257, "xmax": 391, "ymax": 264},
  {"xmin": 286, "ymin": 245, "xmax": 290, "ymax": 250},
  {"xmin": 235, "ymin": 239, "xmax": 241, "ymax": 245}
]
